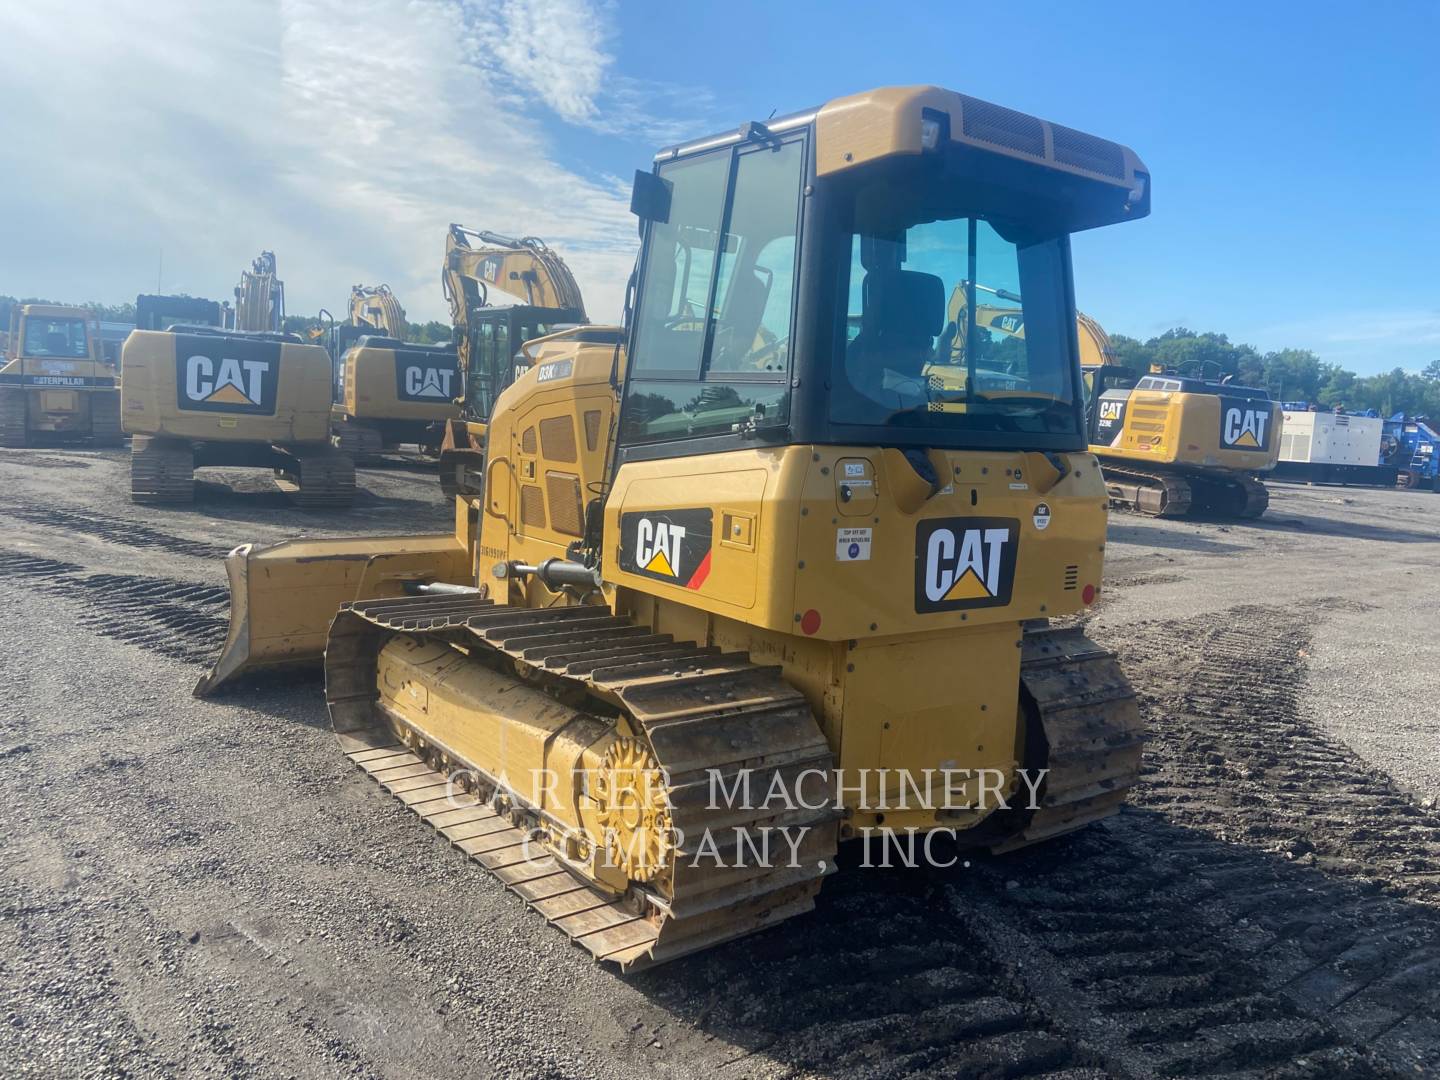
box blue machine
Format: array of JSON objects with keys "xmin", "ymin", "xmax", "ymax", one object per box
[{"xmin": 1384, "ymin": 414, "xmax": 1440, "ymax": 491}]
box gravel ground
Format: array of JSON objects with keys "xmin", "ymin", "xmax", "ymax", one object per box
[{"xmin": 2, "ymin": 447, "xmax": 1440, "ymax": 1079}]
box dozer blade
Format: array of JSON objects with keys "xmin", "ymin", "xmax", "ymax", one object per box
[{"xmin": 194, "ymin": 533, "xmax": 471, "ymax": 698}]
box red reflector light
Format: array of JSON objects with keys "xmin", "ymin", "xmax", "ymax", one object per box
[
  {"xmin": 800, "ymin": 609, "xmax": 822, "ymax": 635},
  {"xmin": 1082, "ymin": 584, "xmax": 1097, "ymax": 605}
]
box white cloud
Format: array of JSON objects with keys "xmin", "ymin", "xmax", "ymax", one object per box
[
  {"xmin": 471, "ymin": 0, "xmax": 615, "ymax": 125},
  {"xmin": 0, "ymin": 0, "xmax": 703, "ymax": 324}
]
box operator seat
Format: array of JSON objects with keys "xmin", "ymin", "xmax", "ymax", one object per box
[
  {"xmin": 712, "ymin": 269, "xmax": 772, "ymax": 371},
  {"xmin": 844, "ymin": 268, "xmax": 945, "ymax": 408}
]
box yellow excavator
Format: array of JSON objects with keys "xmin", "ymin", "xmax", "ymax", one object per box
[
  {"xmin": 195, "ymin": 85, "xmax": 1149, "ymax": 969},
  {"xmin": 1079, "ymin": 319, "xmax": 1281, "ymax": 517},
  {"xmin": 435, "ymin": 225, "xmax": 591, "ymax": 496},
  {"xmin": 120, "ymin": 251, "xmax": 352, "ymax": 506},
  {"xmin": 347, "ymin": 284, "xmax": 406, "ymax": 338},
  {"xmin": 937, "ymin": 291, "xmax": 1279, "ymax": 517},
  {"xmin": 0, "ymin": 304, "xmax": 122, "ymax": 447},
  {"xmin": 328, "ymin": 285, "xmax": 461, "ymax": 458}
]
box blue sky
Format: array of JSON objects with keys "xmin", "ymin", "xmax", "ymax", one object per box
[{"xmin": 1, "ymin": 0, "xmax": 1435, "ymax": 374}]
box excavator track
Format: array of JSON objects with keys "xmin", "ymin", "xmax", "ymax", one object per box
[
  {"xmin": 129, "ymin": 436, "xmax": 195, "ymax": 504},
  {"xmin": 1100, "ymin": 464, "xmax": 1268, "ymax": 520},
  {"xmin": 0, "ymin": 387, "xmax": 28, "ymax": 448},
  {"xmin": 89, "ymin": 390, "xmax": 124, "ymax": 447},
  {"xmin": 992, "ymin": 626, "xmax": 1144, "ymax": 852},
  {"xmin": 332, "ymin": 422, "xmax": 384, "ymax": 460},
  {"xmin": 275, "ymin": 448, "xmax": 356, "ymax": 509},
  {"xmin": 1098, "ymin": 464, "xmax": 1192, "ymax": 517},
  {"xmin": 325, "ymin": 593, "xmax": 839, "ymax": 972},
  {"xmin": 1188, "ymin": 471, "xmax": 1269, "ymax": 518}
]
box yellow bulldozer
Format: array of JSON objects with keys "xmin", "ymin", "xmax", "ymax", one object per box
[
  {"xmin": 328, "ymin": 284, "xmax": 462, "ymax": 458},
  {"xmin": 195, "ymin": 85, "xmax": 1149, "ymax": 970},
  {"xmin": 0, "ymin": 304, "xmax": 122, "ymax": 448}
]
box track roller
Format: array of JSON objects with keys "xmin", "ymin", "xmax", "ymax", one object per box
[
  {"xmin": 1100, "ymin": 465, "xmax": 1192, "ymax": 517},
  {"xmin": 333, "ymin": 422, "xmax": 385, "ymax": 462},
  {"xmin": 326, "ymin": 594, "xmax": 839, "ymax": 971}
]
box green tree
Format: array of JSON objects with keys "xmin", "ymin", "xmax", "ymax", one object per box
[
  {"xmin": 1261, "ymin": 348, "xmax": 1324, "ymax": 402},
  {"xmin": 1105, "ymin": 333, "xmax": 1152, "ymax": 371},
  {"xmin": 406, "ymin": 320, "xmax": 452, "ymax": 344}
]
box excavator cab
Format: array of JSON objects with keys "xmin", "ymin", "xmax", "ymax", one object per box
[
  {"xmin": 1083, "ymin": 363, "xmax": 1140, "ymax": 444},
  {"xmin": 459, "ymin": 304, "xmax": 585, "ymax": 421}
]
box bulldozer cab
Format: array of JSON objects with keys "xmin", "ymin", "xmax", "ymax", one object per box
[
  {"xmin": 620, "ymin": 90, "xmax": 1148, "ymax": 463},
  {"xmin": 10, "ymin": 307, "xmax": 99, "ymax": 362}
]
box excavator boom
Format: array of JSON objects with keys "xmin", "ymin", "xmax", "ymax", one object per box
[{"xmin": 348, "ymin": 284, "xmax": 407, "ymax": 338}]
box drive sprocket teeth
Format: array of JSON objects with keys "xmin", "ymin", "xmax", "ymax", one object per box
[{"xmin": 594, "ymin": 738, "xmax": 671, "ymax": 882}]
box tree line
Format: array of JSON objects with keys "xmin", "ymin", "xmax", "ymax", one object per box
[{"xmin": 1109, "ymin": 328, "xmax": 1440, "ymax": 417}]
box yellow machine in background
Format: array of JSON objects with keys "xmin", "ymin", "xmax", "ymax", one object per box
[
  {"xmin": 1080, "ymin": 317, "xmax": 1281, "ymax": 517},
  {"xmin": 0, "ymin": 304, "xmax": 121, "ymax": 447},
  {"xmin": 120, "ymin": 327, "xmax": 354, "ymax": 507},
  {"xmin": 229, "ymin": 252, "xmax": 285, "ymax": 332},
  {"xmin": 934, "ymin": 294, "xmax": 1278, "ymax": 517},
  {"xmin": 347, "ymin": 284, "xmax": 406, "ymax": 338},
  {"xmin": 328, "ymin": 284, "xmax": 461, "ymax": 458},
  {"xmin": 196, "ymin": 85, "xmax": 1150, "ymax": 969},
  {"xmin": 436, "ymin": 226, "xmax": 590, "ymax": 496}
]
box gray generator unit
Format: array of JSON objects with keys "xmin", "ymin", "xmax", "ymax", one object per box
[{"xmin": 1273, "ymin": 411, "xmax": 1398, "ymax": 486}]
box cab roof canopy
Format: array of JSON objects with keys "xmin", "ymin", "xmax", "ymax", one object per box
[{"xmin": 658, "ymin": 84, "xmax": 1150, "ymax": 235}]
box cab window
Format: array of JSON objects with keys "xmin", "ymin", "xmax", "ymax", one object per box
[
  {"xmin": 624, "ymin": 136, "xmax": 805, "ymax": 445},
  {"xmin": 22, "ymin": 317, "xmax": 89, "ymax": 359}
]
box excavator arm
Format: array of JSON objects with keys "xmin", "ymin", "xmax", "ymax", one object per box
[
  {"xmin": 232, "ymin": 251, "xmax": 285, "ymax": 332},
  {"xmin": 442, "ymin": 225, "xmax": 586, "ymax": 412},
  {"xmin": 443, "ymin": 225, "xmax": 586, "ymax": 314},
  {"xmin": 348, "ymin": 284, "xmax": 407, "ymax": 338}
]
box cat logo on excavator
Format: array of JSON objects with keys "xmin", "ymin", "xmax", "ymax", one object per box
[
  {"xmin": 1221, "ymin": 399, "xmax": 1272, "ymax": 450},
  {"xmin": 401, "ymin": 365, "xmax": 454, "ymax": 400},
  {"xmin": 915, "ymin": 518, "xmax": 1019, "ymax": 612},
  {"xmin": 175, "ymin": 336, "xmax": 279, "ymax": 415}
]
